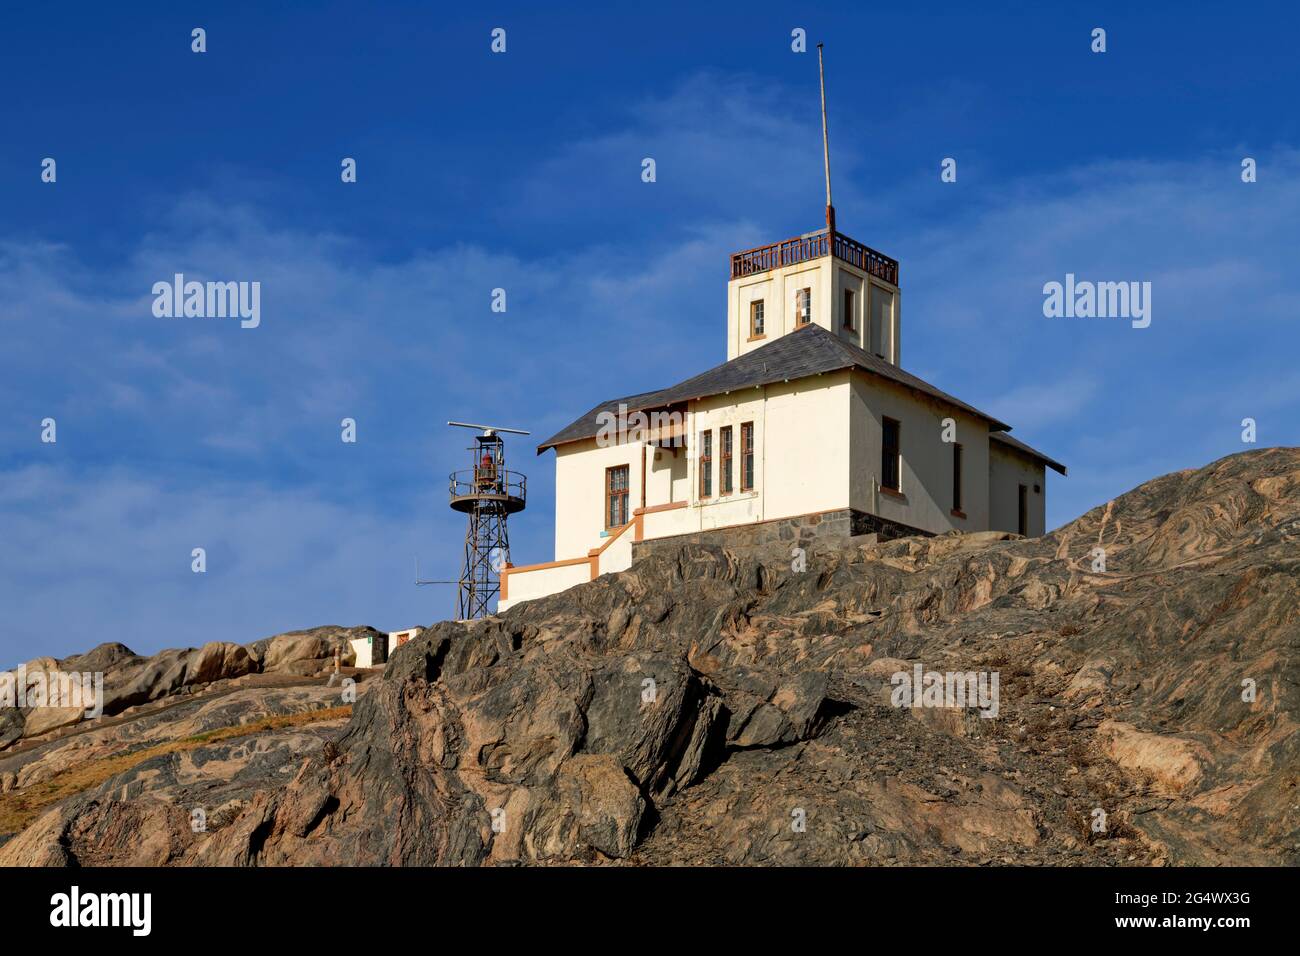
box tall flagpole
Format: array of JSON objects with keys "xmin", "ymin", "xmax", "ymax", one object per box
[{"xmin": 817, "ymin": 42, "xmax": 835, "ymax": 234}]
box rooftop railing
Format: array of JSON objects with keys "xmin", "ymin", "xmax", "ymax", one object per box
[{"xmin": 730, "ymin": 229, "xmax": 899, "ymax": 286}]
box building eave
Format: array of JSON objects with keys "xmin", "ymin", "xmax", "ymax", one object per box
[{"xmin": 991, "ymin": 431, "xmax": 1068, "ymax": 476}]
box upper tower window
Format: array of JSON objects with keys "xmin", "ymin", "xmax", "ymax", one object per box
[
  {"xmin": 869, "ymin": 285, "xmax": 892, "ymax": 358},
  {"xmin": 843, "ymin": 288, "xmax": 856, "ymax": 330},
  {"xmin": 750, "ymin": 300, "xmax": 765, "ymax": 338},
  {"xmin": 796, "ymin": 288, "xmax": 811, "ymax": 326}
]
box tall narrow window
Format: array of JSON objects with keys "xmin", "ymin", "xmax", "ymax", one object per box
[
  {"xmin": 1018, "ymin": 484, "xmax": 1028, "ymax": 536},
  {"xmin": 869, "ymin": 285, "xmax": 892, "ymax": 358},
  {"xmin": 605, "ymin": 465, "xmax": 629, "ymax": 529},
  {"xmin": 719, "ymin": 426, "xmax": 733, "ymax": 494},
  {"xmin": 881, "ymin": 417, "xmax": 901, "ymax": 492},
  {"xmin": 749, "ymin": 300, "xmax": 765, "ymax": 338},
  {"xmin": 741, "ymin": 422, "xmax": 754, "ymax": 492},
  {"xmin": 796, "ymin": 288, "xmax": 811, "ymax": 326},
  {"xmin": 699, "ymin": 430, "xmax": 713, "ymax": 498},
  {"xmin": 952, "ymin": 443, "xmax": 964, "ymax": 513},
  {"xmin": 843, "ymin": 288, "xmax": 856, "ymax": 330}
]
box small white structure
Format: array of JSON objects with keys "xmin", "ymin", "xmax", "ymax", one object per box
[
  {"xmin": 350, "ymin": 628, "xmax": 422, "ymax": 667},
  {"xmin": 388, "ymin": 627, "xmax": 421, "ymax": 654},
  {"xmin": 350, "ymin": 632, "xmax": 387, "ymax": 668}
]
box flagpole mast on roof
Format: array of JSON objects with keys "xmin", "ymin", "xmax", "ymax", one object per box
[{"xmin": 817, "ymin": 42, "xmax": 835, "ymax": 234}]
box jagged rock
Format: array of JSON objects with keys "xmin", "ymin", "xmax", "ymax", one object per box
[
  {"xmin": 1097, "ymin": 720, "xmax": 1211, "ymax": 794},
  {"xmin": 187, "ymin": 642, "xmax": 255, "ymax": 686},
  {"xmin": 104, "ymin": 648, "xmax": 192, "ymax": 715},
  {"xmin": 260, "ymin": 635, "xmax": 327, "ymax": 672},
  {"xmin": 252, "ymin": 626, "xmax": 369, "ymax": 673},
  {"xmin": 63, "ymin": 642, "xmax": 141, "ymax": 674},
  {"xmin": 7, "ymin": 657, "xmax": 88, "ymax": 738},
  {"xmin": 0, "ymin": 712, "xmax": 21, "ymax": 751},
  {"xmin": 546, "ymin": 754, "xmax": 645, "ymax": 858},
  {"xmin": 19, "ymin": 705, "xmax": 84, "ymax": 738}
]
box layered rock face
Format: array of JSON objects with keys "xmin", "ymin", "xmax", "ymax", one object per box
[
  {"xmin": 0, "ymin": 625, "xmax": 378, "ymax": 746},
  {"xmin": 1, "ymin": 448, "xmax": 1296, "ymax": 866}
]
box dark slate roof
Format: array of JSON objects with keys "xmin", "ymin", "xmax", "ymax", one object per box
[
  {"xmin": 538, "ymin": 324, "xmax": 1013, "ymax": 453},
  {"xmin": 990, "ymin": 431, "xmax": 1067, "ymax": 475}
]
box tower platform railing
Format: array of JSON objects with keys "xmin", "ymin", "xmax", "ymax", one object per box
[
  {"xmin": 448, "ymin": 469, "xmax": 527, "ymax": 513},
  {"xmin": 729, "ymin": 228, "xmax": 899, "ymax": 286}
]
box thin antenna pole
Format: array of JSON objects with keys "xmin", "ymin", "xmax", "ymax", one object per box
[{"xmin": 817, "ymin": 43, "xmax": 835, "ymax": 234}]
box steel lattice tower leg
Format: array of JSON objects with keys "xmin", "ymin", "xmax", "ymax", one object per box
[{"xmin": 458, "ymin": 500, "xmax": 511, "ymax": 620}]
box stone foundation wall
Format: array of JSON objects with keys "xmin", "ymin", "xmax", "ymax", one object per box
[
  {"xmin": 631, "ymin": 508, "xmax": 929, "ymax": 562},
  {"xmin": 848, "ymin": 511, "xmax": 932, "ymax": 541}
]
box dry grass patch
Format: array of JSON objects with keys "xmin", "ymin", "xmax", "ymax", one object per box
[{"xmin": 0, "ymin": 705, "xmax": 351, "ymax": 836}]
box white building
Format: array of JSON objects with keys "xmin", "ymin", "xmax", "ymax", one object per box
[
  {"xmin": 350, "ymin": 633, "xmax": 387, "ymax": 668},
  {"xmin": 499, "ymin": 223, "xmax": 1064, "ymax": 612},
  {"xmin": 349, "ymin": 629, "xmax": 422, "ymax": 668}
]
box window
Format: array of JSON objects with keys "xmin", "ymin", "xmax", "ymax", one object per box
[
  {"xmin": 870, "ymin": 285, "xmax": 892, "ymax": 358},
  {"xmin": 699, "ymin": 430, "xmax": 713, "ymax": 498},
  {"xmin": 843, "ymin": 288, "xmax": 856, "ymax": 330},
  {"xmin": 796, "ymin": 287, "xmax": 811, "ymax": 326},
  {"xmin": 605, "ymin": 465, "xmax": 629, "ymax": 529},
  {"xmin": 952, "ymin": 443, "xmax": 963, "ymax": 513},
  {"xmin": 1018, "ymin": 484, "xmax": 1028, "ymax": 536},
  {"xmin": 719, "ymin": 426, "xmax": 733, "ymax": 495},
  {"xmin": 741, "ymin": 422, "xmax": 754, "ymax": 492},
  {"xmin": 881, "ymin": 417, "xmax": 901, "ymax": 491},
  {"xmin": 750, "ymin": 300, "xmax": 765, "ymax": 338}
]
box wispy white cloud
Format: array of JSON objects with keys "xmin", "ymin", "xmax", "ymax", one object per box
[
  {"xmin": 981, "ymin": 375, "xmax": 1100, "ymax": 433},
  {"xmin": 0, "ymin": 463, "xmax": 452, "ymax": 668}
]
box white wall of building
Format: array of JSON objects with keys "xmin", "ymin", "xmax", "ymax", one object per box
[
  {"xmin": 687, "ymin": 387, "xmax": 767, "ymax": 530},
  {"xmin": 849, "ymin": 373, "xmax": 991, "ymax": 535},
  {"xmin": 645, "ymin": 444, "xmax": 688, "ymax": 507},
  {"xmin": 648, "ymin": 374, "xmax": 852, "ymax": 537},
  {"xmin": 751, "ymin": 374, "xmax": 852, "ymax": 523},
  {"xmin": 553, "ymin": 437, "xmax": 644, "ymax": 561},
  {"xmin": 500, "ymin": 559, "xmax": 591, "ymax": 611},
  {"xmin": 388, "ymin": 628, "xmax": 421, "ymax": 655},
  {"xmin": 551, "ymin": 375, "xmax": 851, "ymax": 559},
  {"xmin": 988, "ymin": 444, "xmax": 1048, "ymax": 536},
  {"xmin": 350, "ymin": 635, "xmax": 385, "ymax": 668}
]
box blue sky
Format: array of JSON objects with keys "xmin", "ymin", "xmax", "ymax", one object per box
[{"xmin": 2, "ymin": 1, "xmax": 1298, "ymax": 664}]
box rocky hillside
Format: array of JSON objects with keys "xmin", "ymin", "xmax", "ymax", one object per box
[
  {"xmin": 1, "ymin": 448, "xmax": 1296, "ymax": 866},
  {"xmin": 1, "ymin": 625, "xmax": 376, "ymax": 749}
]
